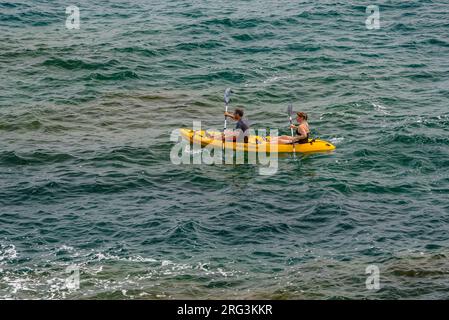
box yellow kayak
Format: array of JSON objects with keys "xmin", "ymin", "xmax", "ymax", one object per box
[{"xmin": 180, "ymin": 128, "xmax": 336, "ymax": 153}]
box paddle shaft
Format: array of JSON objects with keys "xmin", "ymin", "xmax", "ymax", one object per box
[
  {"xmin": 224, "ymin": 103, "xmax": 228, "ymax": 131},
  {"xmin": 289, "ymin": 116, "xmax": 294, "ymax": 137},
  {"xmin": 289, "ymin": 114, "xmax": 296, "ymax": 153}
]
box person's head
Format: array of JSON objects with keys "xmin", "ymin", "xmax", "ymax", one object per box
[
  {"xmin": 234, "ymin": 108, "xmax": 244, "ymax": 120},
  {"xmin": 296, "ymin": 111, "xmax": 308, "ymax": 123}
]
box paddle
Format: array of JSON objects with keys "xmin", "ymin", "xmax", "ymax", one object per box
[
  {"xmin": 224, "ymin": 88, "xmax": 232, "ymax": 131},
  {"xmin": 287, "ymin": 104, "xmax": 296, "ymax": 154}
]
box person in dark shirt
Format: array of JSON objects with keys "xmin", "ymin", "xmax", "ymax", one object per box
[{"xmin": 224, "ymin": 108, "xmax": 250, "ymax": 143}]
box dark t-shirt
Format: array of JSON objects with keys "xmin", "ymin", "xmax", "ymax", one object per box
[
  {"xmin": 235, "ymin": 119, "xmax": 249, "ymax": 132},
  {"xmin": 235, "ymin": 119, "xmax": 249, "ymax": 142}
]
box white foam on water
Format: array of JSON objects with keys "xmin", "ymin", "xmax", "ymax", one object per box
[
  {"xmin": 59, "ymin": 245, "xmax": 75, "ymax": 252},
  {"xmin": 127, "ymin": 255, "xmax": 157, "ymax": 263},
  {"xmin": 0, "ymin": 245, "xmax": 240, "ymax": 299},
  {"xmin": 217, "ymin": 268, "xmax": 228, "ymax": 277},
  {"xmin": 161, "ymin": 260, "xmax": 173, "ymax": 266},
  {"xmin": 94, "ymin": 252, "xmax": 121, "ymax": 261},
  {"xmin": 92, "ymin": 252, "xmax": 159, "ymax": 265},
  {"xmin": 372, "ymin": 103, "xmax": 390, "ymax": 115},
  {"xmin": 0, "ymin": 244, "xmax": 18, "ymax": 263},
  {"xmin": 263, "ymin": 74, "xmax": 294, "ymax": 84},
  {"xmin": 0, "ymin": 260, "xmax": 241, "ymax": 299},
  {"xmin": 329, "ymin": 137, "xmax": 344, "ymax": 144},
  {"xmin": 196, "ymin": 262, "xmax": 208, "ymax": 271}
]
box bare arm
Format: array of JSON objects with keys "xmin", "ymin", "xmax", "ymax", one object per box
[
  {"xmin": 292, "ymin": 125, "xmax": 308, "ymax": 143},
  {"xmin": 224, "ymin": 112, "xmax": 236, "ymax": 120}
]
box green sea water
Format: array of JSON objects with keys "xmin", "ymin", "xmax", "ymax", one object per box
[{"xmin": 1, "ymin": 0, "xmax": 449, "ymax": 299}]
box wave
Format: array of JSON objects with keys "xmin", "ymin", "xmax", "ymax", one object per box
[
  {"xmin": 173, "ymin": 40, "xmax": 224, "ymax": 51},
  {"xmin": 271, "ymin": 16, "xmax": 300, "ymax": 27},
  {"xmin": 3, "ymin": 176, "xmax": 159, "ymax": 205},
  {"xmin": 384, "ymin": 133, "xmax": 449, "ymax": 146},
  {"xmin": 0, "ymin": 3, "xmax": 21, "ymax": 9},
  {"xmin": 85, "ymin": 70, "xmax": 139, "ymax": 81},
  {"xmin": 0, "ymin": 150, "xmax": 76, "ymax": 166},
  {"xmin": 422, "ymin": 38, "xmax": 449, "ymax": 48},
  {"xmin": 201, "ymin": 17, "xmax": 264, "ymax": 29},
  {"xmin": 391, "ymin": 23, "xmax": 417, "ymax": 32},
  {"xmin": 0, "ymin": 119, "xmax": 42, "ymax": 131},
  {"xmin": 0, "ymin": 7, "xmax": 60, "ymax": 27},
  {"xmin": 179, "ymin": 70, "xmax": 247, "ymax": 84},
  {"xmin": 113, "ymin": 46, "xmax": 168, "ymax": 57},
  {"xmin": 286, "ymin": 43, "xmax": 322, "ymax": 52},
  {"xmin": 42, "ymin": 58, "xmax": 120, "ymax": 71}
]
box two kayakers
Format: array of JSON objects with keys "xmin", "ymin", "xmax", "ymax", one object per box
[
  {"xmin": 270, "ymin": 112, "xmax": 310, "ymax": 144},
  {"xmin": 208, "ymin": 109, "xmax": 310, "ymax": 145}
]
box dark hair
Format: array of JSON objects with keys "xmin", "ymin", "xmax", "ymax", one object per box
[
  {"xmin": 297, "ymin": 112, "xmax": 308, "ymax": 121},
  {"xmin": 234, "ymin": 108, "xmax": 244, "ymax": 117}
]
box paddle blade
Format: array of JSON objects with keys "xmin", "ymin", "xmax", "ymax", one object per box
[
  {"xmin": 287, "ymin": 104, "xmax": 293, "ymax": 116},
  {"xmin": 224, "ymin": 88, "xmax": 232, "ymax": 104}
]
